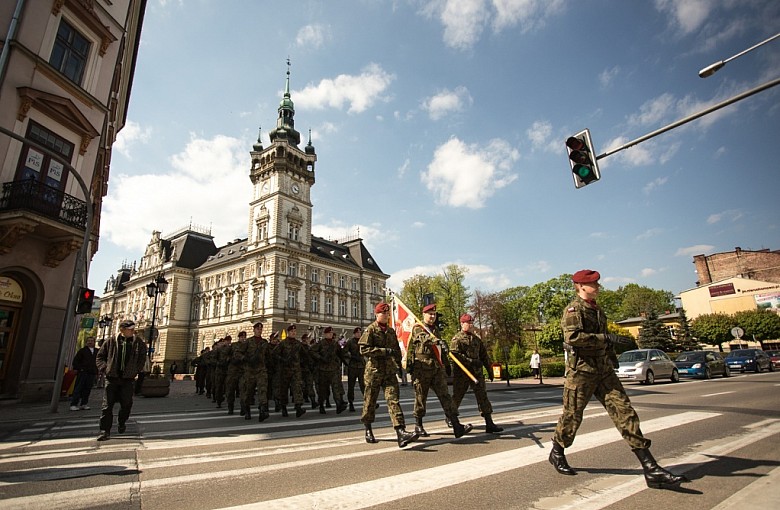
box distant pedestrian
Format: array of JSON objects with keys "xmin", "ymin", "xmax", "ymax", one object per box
[
  {"xmin": 549, "ymin": 269, "xmax": 688, "ymax": 490},
  {"xmin": 169, "ymin": 361, "xmax": 178, "ymax": 380},
  {"xmin": 95, "ymin": 320, "xmax": 147, "ymax": 441},
  {"xmin": 530, "ymin": 349, "xmax": 541, "ymax": 379},
  {"xmin": 70, "ymin": 336, "xmax": 98, "ymax": 411}
]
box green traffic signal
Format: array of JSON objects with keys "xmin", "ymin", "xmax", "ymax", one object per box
[{"xmin": 565, "ymin": 129, "xmax": 601, "ymax": 189}]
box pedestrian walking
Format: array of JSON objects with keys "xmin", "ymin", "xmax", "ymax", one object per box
[
  {"xmin": 69, "ymin": 336, "xmax": 98, "ymax": 411},
  {"xmin": 549, "ymin": 269, "xmax": 688, "ymax": 490},
  {"xmin": 359, "ymin": 302, "xmax": 419, "ymax": 448},
  {"xmin": 95, "ymin": 320, "xmax": 147, "ymax": 441},
  {"xmin": 530, "ymin": 349, "xmax": 541, "ymax": 379}
]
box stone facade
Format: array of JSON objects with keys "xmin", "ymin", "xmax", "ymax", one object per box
[{"xmin": 693, "ymin": 247, "xmax": 780, "ymax": 286}]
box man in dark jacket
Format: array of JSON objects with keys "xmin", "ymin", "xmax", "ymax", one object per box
[
  {"xmin": 95, "ymin": 320, "xmax": 147, "ymax": 441},
  {"xmin": 70, "ymin": 336, "xmax": 98, "ymax": 411}
]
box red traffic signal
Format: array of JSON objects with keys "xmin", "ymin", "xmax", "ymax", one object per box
[
  {"xmin": 566, "ymin": 129, "xmax": 601, "ymax": 189},
  {"xmin": 76, "ymin": 287, "xmax": 95, "ymax": 314}
]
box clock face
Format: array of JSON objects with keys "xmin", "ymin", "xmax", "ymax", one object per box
[
  {"xmin": 291, "ymin": 184, "xmax": 300, "ymax": 194},
  {"xmin": 262, "ymin": 182, "xmax": 269, "ymax": 194}
]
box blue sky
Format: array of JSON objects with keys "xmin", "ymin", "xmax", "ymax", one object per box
[{"xmin": 88, "ymin": 0, "xmax": 780, "ymax": 299}]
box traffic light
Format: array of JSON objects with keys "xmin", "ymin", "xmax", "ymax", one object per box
[
  {"xmin": 566, "ymin": 129, "xmax": 600, "ymax": 188},
  {"xmin": 76, "ymin": 287, "xmax": 95, "ymax": 314},
  {"xmin": 435, "ymin": 312, "xmax": 447, "ymax": 332}
]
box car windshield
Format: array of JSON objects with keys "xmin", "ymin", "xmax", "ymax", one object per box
[
  {"xmin": 676, "ymin": 352, "xmax": 704, "ymax": 362},
  {"xmin": 618, "ymin": 351, "xmax": 648, "ymax": 363},
  {"xmin": 726, "ymin": 350, "xmax": 753, "ymax": 358}
]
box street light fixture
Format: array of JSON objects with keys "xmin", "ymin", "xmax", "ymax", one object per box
[
  {"xmin": 98, "ymin": 315, "xmax": 113, "ymax": 347},
  {"xmin": 145, "ymin": 273, "xmax": 169, "ymax": 359},
  {"xmin": 699, "ymin": 32, "xmax": 780, "ymax": 78}
]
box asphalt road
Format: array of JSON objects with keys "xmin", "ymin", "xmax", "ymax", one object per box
[{"xmin": 1, "ymin": 373, "xmax": 778, "ymax": 509}]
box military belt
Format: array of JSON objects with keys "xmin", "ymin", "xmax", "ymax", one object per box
[{"xmin": 575, "ymin": 348, "xmax": 606, "ymax": 357}]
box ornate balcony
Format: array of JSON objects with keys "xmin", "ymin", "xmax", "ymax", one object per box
[{"xmin": 1, "ymin": 179, "xmax": 87, "ymax": 229}]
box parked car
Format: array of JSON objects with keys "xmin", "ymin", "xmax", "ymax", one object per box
[
  {"xmin": 765, "ymin": 350, "xmax": 780, "ymax": 370},
  {"xmin": 615, "ymin": 349, "xmax": 680, "ymax": 384},
  {"xmin": 674, "ymin": 350, "xmax": 730, "ymax": 379},
  {"xmin": 724, "ymin": 349, "xmax": 774, "ymax": 373}
]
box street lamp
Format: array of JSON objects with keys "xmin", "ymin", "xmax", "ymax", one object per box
[
  {"xmin": 98, "ymin": 315, "xmax": 113, "ymax": 347},
  {"xmin": 699, "ymin": 32, "xmax": 780, "ymax": 78},
  {"xmin": 537, "ymin": 304, "xmax": 544, "ymax": 385},
  {"xmin": 145, "ymin": 273, "xmax": 169, "ymax": 359}
]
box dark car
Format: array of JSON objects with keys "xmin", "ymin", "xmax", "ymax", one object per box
[
  {"xmin": 724, "ymin": 349, "xmax": 774, "ymax": 373},
  {"xmin": 765, "ymin": 350, "xmax": 780, "ymax": 370},
  {"xmin": 674, "ymin": 350, "xmax": 730, "ymax": 379}
]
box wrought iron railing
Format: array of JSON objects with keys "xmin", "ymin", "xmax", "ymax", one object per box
[{"xmin": 0, "ymin": 179, "xmax": 87, "ymax": 229}]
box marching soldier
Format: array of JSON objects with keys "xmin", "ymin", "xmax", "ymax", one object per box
[
  {"xmin": 359, "ymin": 302, "xmax": 419, "ymax": 448},
  {"xmin": 224, "ymin": 332, "xmax": 246, "ymax": 415},
  {"xmin": 450, "ymin": 313, "xmax": 503, "ymax": 433},
  {"xmin": 310, "ymin": 326, "xmax": 348, "ymax": 414},
  {"xmin": 271, "ymin": 325, "xmax": 307, "ymax": 418},
  {"xmin": 299, "ymin": 332, "xmax": 318, "ymax": 409},
  {"xmin": 268, "ymin": 331, "xmax": 281, "ymax": 412},
  {"xmin": 239, "ymin": 322, "xmax": 271, "ymax": 421},
  {"xmin": 205, "ymin": 341, "xmax": 217, "ymax": 400},
  {"xmin": 343, "ymin": 327, "xmax": 366, "ymax": 412},
  {"xmin": 549, "ymin": 269, "xmax": 688, "ymax": 490},
  {"xmin": 192, "ymin": 347, "xmax": 208, "ymax": 395},
  {"xmin": 407, "ymin": 303, "xmax": 472, "ymax": 439},
  {"xmin": 213, "ymin": 336, "xmax": 232, "ymax": 408}
]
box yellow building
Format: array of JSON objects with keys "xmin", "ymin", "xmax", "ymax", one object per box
[{"xmin": 678, "ymin": 277, "xmax": 780, "ymax": 319}]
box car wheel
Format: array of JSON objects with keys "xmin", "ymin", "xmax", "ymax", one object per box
[
  {"xmin": 704, "ymin": 367, "xmax": 712, "ymax": 379},
  {"xmin": 723, "ymin": 366, "xmax": 730, "ymax": 378},
  {"xmin": 755, "ymin": 363, "xmax": 762, "ymax": 373},
  {"xmin": 770, "ymin": 363, "xmax": 775, "ymax": 373},
  {"xmin": 645, "ymin": 370, "xmax": 655, "ymax": 385},
  {"xmin": 671, "ymin": 369, "xmax": 680, "ymax": 383}
]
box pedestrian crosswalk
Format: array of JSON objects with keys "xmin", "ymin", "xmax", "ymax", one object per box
[{"xmin": 0, "ymin": 400, "xmax": 778, "ymax": 509}]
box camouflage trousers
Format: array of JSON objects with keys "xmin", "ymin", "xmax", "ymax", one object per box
[
  {"xmin": 240, "ymin": 368, "xmax": 268, "ymax": 410},
  {"xmin": 316, "ymin": 368, "xmax": 344, "ymax": 405},
  {"xmin": 451, "ymin": 370, "xmax": 492, "ymax": 415},
  {"xmin": 411, "ymin": 364, "xmax": 458, "ymax": 419},
  {"xmin": 278, "ymin": 368, "xmax": 304, "ymax": 406},
  {"xmin": 361, "ymin": 367, "xmax": 405, "ymax": 428},
  {"xmin": 554, "ymin": 366, "xmax": 651, "ymax": 450},
  {"xmin": 302, "ymin": 367, "xmax": 317, "ymax": 402},
  {"xmin": 346, "ymin": 365, "xmax": 365, "ymax": 403},
  {"xmin": 214, "ymin": 367, "xmax": 227, "ymax": 404},
  {"xmin": 225, "ymin": 366, "xmax": 242, "ymax": 408},
  {"xmin": 205, "ymin": 366, "xmax": 215, "ymax": 396}
]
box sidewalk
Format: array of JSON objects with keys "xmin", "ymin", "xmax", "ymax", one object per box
[{"xmin": 0, "ymin": 375, "xmax": 564, "ymax": 426}]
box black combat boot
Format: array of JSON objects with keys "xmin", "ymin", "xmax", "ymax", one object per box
[
  {"xmin": 414, "ymin": 416, "xmax": 429, "ymax": 437},
  {"xmin": 281, "ymin": 406, "xmax": 289, "ymax": 417},
  {"xmin": 483, "ymin": 413, "xmax": 503, "ymax": 433},
  {"xmin": 239, "ymin": 404, "xmax": 246, "ymax": 416},
  {"xmin": 275, "ymin": 402, "xmax": 281, "ymax": 412},
  {"xmin": 549, "ymin": 441, "xmax": 576, "ymax": 475},
  {"xmin": 227, "ymin": 402, "xmax": 234, "ymax": 415},
  {"xmin": 395, "ymin": 426, "xmax": 419, "ymax": 448},
  {"xmin": 633, "ymin": 448, "xmax": 689, "ymax": 489},
  {"xmin": 295, "ymin": 404, "xmax": 306, "ymax": 418},
  {"xmin": 450, "ymin": 416, "xmax": 473, "ymax": 438},
  {"xmin": 365, "ymin": 424, "xmax": 378, "ymax": 444},
  {"xmin": 336, "ymin": 401, "xmax": 347, "ymax": 414},
  {"xmin": 259, "ymin": 405, "xmax": 269, "ymax": 422},
  {"xmin": 326, "ymin": 399, "xmax": 332, "ymax": 408},
  {"xmin": 311, "ymin": 399, "xmax": 318, "ymax": 410},
  {"xmin": 319, "ymin": 402, "xmax": 326, "ymax": 414},
  {"xmin": 349, "ymin": 402, "xmax": 355, "ymax": 412},
  {"xmin": 244, "ymin": 406, "xmax": 251, "ymax": 420}
]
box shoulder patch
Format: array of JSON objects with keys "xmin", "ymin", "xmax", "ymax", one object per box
[{"xmin": 567, "ymin": 307, "xmax": 576, "ymax": 312}]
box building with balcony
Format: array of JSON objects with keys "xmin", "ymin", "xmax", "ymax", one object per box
[
  {"xmin": 0, "ymin": 0, "xmax": 147, "ymax": 401},
  {"xmin": 98, "ymin": 67, "xmax": 389, "ymax": 372}
]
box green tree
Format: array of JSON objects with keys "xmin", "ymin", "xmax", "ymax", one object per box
[
  {"xmin": 397, "ymin": 274, "xmax": 436, "ymax": 316},
  {"xmin": 733, "ymin": 309, "xmax": 780, "ymax": 348},
  {"xmin": 674, "ymin": 308, "xmax": 699, "ymax": 351},
  {"xmin": 537, "ymin": 321, "xmax": 565, "ymax": 354},
  {"xmin": 615, "ymin": 284, "xmax": 675, "ymax": 321},
  {"xmin": 690, "ymin": 313, "xmax": 735, "ymax": 352},
  {"xmin": 433, "ymin": 264, "xmax": 471, "ymax": 339},
  {"xmin": 637, "ymin": 309, "xmax": 674, "ymax": 350}
]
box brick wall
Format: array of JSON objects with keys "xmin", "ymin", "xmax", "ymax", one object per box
[{"xmin": 693, "ymin": 247, "xmax": 780, "ymax": 286}]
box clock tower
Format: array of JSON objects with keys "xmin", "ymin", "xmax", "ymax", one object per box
[{"xmin": 247, "ymin": 63, "xmax": 317, "ymax": 252}]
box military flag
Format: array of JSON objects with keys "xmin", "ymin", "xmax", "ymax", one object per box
[{"xmin": 391, "ymin": 295, "xmax": 443, "ymax": 366}]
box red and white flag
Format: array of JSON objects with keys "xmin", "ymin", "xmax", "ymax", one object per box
[{"xmin": 391, "ymin": 295, "xmax": 442, "ymax": 365}]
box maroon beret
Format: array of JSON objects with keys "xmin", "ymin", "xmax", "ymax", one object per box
[
  {"xmin": 323, "ymin": 326, "xmax": 333, "ymax": 333},
  {"xmin": 353, "ymin": 327, "xmax": 362, "ymax": 334},
  {"xmin": 460, "ymin": 313, "xmax": 473, "ymax": 323},
  {"xmin": 422, "ymin": 303, "xmax": 436, "ymax": 313},
  {"xmin": 572, "ymin": 269, "xmax": 601, "ymax": 284},
  {"xmin": 374, "ymin": 302, "xmax": 390, "ymax": 313},
  {"xmin": 286, "ymin": 324, "xmax": 297, "ymax": 331}
]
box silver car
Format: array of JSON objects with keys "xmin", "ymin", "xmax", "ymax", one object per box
[{"xmin": 615, "ymin": 349, "xmax": 680, "ymax": 385}]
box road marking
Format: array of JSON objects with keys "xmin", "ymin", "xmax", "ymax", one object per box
[{"xmin": 701, "ymin": 391, "xmax": 735, "ymax": 397}]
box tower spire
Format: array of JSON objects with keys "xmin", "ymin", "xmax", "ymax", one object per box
[{"xmin": 268, "ymin": 58, "xmax": 300, "ymax": 145}]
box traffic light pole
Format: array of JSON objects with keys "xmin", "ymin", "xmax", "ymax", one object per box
[
  {"xmin": 595, "ymin": 76, "xmax": 780, "ymax": 162},
  {"xmin": 0, "ymin": 126, "xmax": 94, "ymax": 414}
]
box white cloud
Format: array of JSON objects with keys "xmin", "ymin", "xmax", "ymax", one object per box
[
  {"xmin": 421, "ymin": 137, "xmax": 519, "ymax": 208},
  {"xmin": 296, "ymin": 24, "xmax": 330, "ymax": 48},
  {"xmin": 492, "ymin": 0, "xmax": 566, "ymax": 32},
  {"xmin": 675, "ymin": 244, "xmax": 714, "ymax": 257},
  {"xmin": 437, "ymin": 0, "xmax": 490, "ymax": 50},
  {"xmin": 412, "ymin": 221, "xmax": 425, "ymax": 228},
  {"xmin": 654, "ymin": 0, "xmax": 713, "ymax": 35},
  {"xmin": 636, "ymin": 227, "xmax": 665, "ymax": 240},
  {"xmin": 386, "ymin": 262, "xmax": 509, "ymax": 293},
  {"xmin": 422, "ymin": 86, "xmax": 472, "ymax": 120},
  {"xmin": 707, "ymin": 209, "xmax": 743, "ymax": 224},
  {"xmin": 604, "ymin": 136, "xmax": 654, "ymax": 167},
  {"xmin": 599, "ymin": 65, "xmax": 620, "ymax": 88},
  {"xmin": 311, "ymin": 221, "xmax": 389, "ymax": 245},
  {"xmin": 628, "ymin": 93, "xmax": 676, "ymax": 127},
  {"xmin": 526, "ymin": 120, "xmax": 560, "ymax": 153},
  {"xmin": 102, "ymin": 134, "xmax": 248, "ymax": 250},
  {"xmin": 643, "ymin": 176, "xmax": 669, "ymax": 194},
  {"xmin": 113, "ymin": 120, "xmax": 152, "ymax": 158},
  {"xmin": 293, "ymin": 63, "xmax": 395, "ymax": 114},
  {"xmin": 640, "ymin": 267, "xmax": 658, "ymax": 277}
]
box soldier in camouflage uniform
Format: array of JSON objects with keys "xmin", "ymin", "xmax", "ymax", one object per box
[
  {"xmin": 549, "ymin": 270, "xmax": 687, "ymax": 490},
  {"xmin": 407, "ymin": 304, "xmax": 472, "ymax": 439},
  {"xmin": 205, "ymin": 342, "xmax": 217, "ymax": 399},
  {"xmin": 450, "ymin": 313, "xmax": 503, "ymax": 433},
  {"xmin": 268, "ymin": 331, "xmax": 281, "ymax": 412},
  {"xmin": 310, "ymin": 326, "xmax": 348, "ymax": 414},
  {"xmin": 192, "ymin": 347, "xmax": 208, "ymax": 395},
  {"xmin": 299, "ymin": 332, "xmax": 318, "ymax": 409},
  {"xmin": 359, "ymin": 302, "xmax": 419, "ymax": 448},
  {"xmin": 224, "ymin": 332, "xmax": 246, "ymax": 415},
  {"xmin": 214, "ymin": 336, "xmax": 232, "ymax": 408},
  {"xmin": 271, "ymin": 325, "xmax": 307, "ymax": 417},
  {"xmin": 343, "ymin": 327, "xmax": 365, "ymax": 412},
  {"xmin": 238, "ymin": 322, "xmax": 270, "ymax": 421}
]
